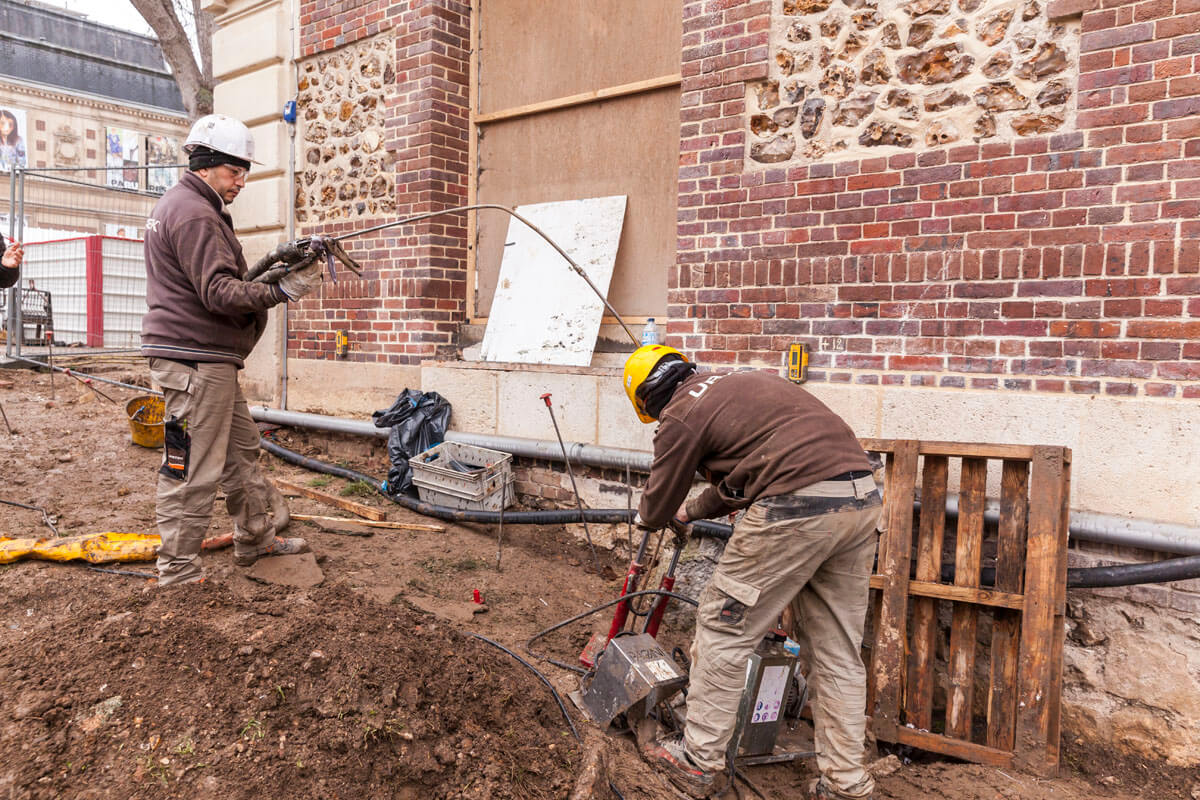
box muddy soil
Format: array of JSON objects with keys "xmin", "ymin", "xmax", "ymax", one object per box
[{"xmin": 1, "ymin": 363, "xmax": 1195, "ymax": 800}]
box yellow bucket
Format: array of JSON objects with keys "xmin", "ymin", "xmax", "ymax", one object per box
[{"xmin": 126, "ymin": 395, "xmax": 165, "ymax": 448}]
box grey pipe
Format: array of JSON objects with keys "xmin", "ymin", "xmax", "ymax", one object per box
[{"xmin": 247, "ymin": 405, "xmax": 1200, "ymax": 556}]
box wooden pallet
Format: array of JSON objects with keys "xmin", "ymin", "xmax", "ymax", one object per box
[{"xmin": 862, "ymin": 439, "xmax": 1071, "ymax": 776}]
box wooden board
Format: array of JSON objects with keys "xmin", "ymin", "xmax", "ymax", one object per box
[
  {"xmin": 870, "ymin": 440, "xmax": 919, "ymax": 739},
  {"xmin": 907, "ymin": 454, "xmax": 947, "ymax": 731},
  {"xmin": 946, "ymin": 457, "xmax": 987, "ymax": 741},
  {"xmin": 291, "ymin": 514, "xmax": 444, "ymax": 532},
  {"xmin": 987, "ymin": 460, "xmax": 1029, "ymax": 750},
  {"xmin": 272, "ymin": 479, "xmax": 387, "ymax": 522}
]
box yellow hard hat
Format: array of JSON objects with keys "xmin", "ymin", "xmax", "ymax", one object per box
[{"xmin": 623, "ymin": 344, "xmax": 689, "ymax": 423}]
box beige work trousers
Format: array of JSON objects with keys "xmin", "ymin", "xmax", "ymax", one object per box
[
  {"xmin": 150, "ymin": 358, "xmax": 276, "ymax": 585},
  {"xmin": 684, "ymin": 477, "xmax": 881, "ymax": 799}
]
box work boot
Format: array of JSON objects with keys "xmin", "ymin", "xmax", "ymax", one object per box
[
  {"xmin": 233, "ymin": 536, "xmax": 310, "ymax": 567},
  {"xmin": 807, "ymin": 777, "xmax": 873, "ymax": 800},
  {"xmin": 645, "ymin": 733, "xmax": 717, "ymax": 798}
]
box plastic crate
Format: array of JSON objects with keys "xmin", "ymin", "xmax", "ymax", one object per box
[{"xmin": 409, "ymin": 441, "xmax": 514, "ymax": 511}]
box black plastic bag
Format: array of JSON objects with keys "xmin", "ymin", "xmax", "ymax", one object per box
[{"xmin": 372, "ymin": 389, "xmax": 452, "ymax": 496}]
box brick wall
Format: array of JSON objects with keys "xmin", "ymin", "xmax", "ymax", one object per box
[
  {"xmin": 673, "ymin": 0, "xmax": 1199, "ymax": 399},
  {"xmin": 294, "ymin": 0, "xmax": 470, "ymax": 365}
]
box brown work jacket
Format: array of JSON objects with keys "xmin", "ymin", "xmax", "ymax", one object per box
[
  {"xmin": 637, "ymin": 370, "xmax": 872, "ymax": 527},
  {"xmin": 140, "ymin": 171, "xmax": 283, "ymax": 367}
]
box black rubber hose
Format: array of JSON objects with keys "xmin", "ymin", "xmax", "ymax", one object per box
[
  {"xmin": 260, "ymin": 437, "xmax": 733, "ymax": 538},
  {"xmin": 260, "ymin": 438, "xmax": 1200, "ymax": 590},
  {"xmin": 466, "ymin": 632, "xmax": 581, "ymax": 743}
]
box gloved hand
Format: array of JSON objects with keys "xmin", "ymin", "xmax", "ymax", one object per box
[{"xmin": 277, "ymin": 258, "xmax": 323, "ymax": 301}]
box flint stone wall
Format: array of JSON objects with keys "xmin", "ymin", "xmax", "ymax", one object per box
[
  {"xmin": 751, "ymin": 0, "xmax": 1080, "ymax": 164},
  {"xmin": 295, "ymin": 34, "xmax": 397, "ymax": 224}
]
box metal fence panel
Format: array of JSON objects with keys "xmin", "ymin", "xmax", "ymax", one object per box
[{"xmin": 1, "ymin": 164, "xmax": 184, "ymax": 357}]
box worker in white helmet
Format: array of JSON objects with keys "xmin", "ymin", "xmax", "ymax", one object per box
[{"xmin": 140, "ymin": 114, "xmax": 322, "ymax": 586}]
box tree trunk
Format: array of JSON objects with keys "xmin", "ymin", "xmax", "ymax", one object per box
[{"xmin": 129, "ymin": 0, "xmax": 213, "ymax": 117}]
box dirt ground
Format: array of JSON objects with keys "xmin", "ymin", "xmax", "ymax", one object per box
[{"xmin": 1, "ymin": 362, "xmax": 1195, "ymax": 800}]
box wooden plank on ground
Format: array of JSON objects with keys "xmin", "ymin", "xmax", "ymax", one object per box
[
  {"xmin": 907, "ymin": 454, "xmax": 947, "ymax": 731},
  {"xmin": 870, "ymin": 439, "xmax": 919, "ymax": 739},
  {"xmin": 987, "ymin": 459, "xmax": 1029, "ymax": 750},
  {"xmin": 946, "ymin": 456, "xmax": 987, "ymax": 741},
  {"xmin": 291, "ymin": 514, "xmax": 444, "ymax": 532},
  {"xmin": 894, "ymin": 726, "xmax": 1015, "ymax": 768},
  {"xmin": 272, "ymin": 479, "xmax": 387, "ymax": 521},
  {"xmin": 1014, "ymin": 446, "xmax": 1068, "ymax": 775}
]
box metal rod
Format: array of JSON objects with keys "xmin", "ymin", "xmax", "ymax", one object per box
[
  {"xmin": 14, "ymin": 167, "xmax": 24, "ymax": 359},
  {"xmin": 46, "ymin": 333, "xmax": 54, "ymax": 399},
  {"xmin": 8, "ymin": 354, "xmax": 158, "ymax": 395},
  {"xmin": 5, "ymin": 168, "xmax": 15, "ymax": 359},
  {"xmin": 0, "ymin": 401, "xmax": 11, "ymax": 434},
  {"xmin": 495, "ymin": 479, "xmax": 506, "ymax": 572},
  {"xmin": 63, "ymin": 369, "xmax": 118, "ymax": 403},
  {"xmin": 540, "ymin": 393, "xmax": 602, "ymax": 575},
  {"xmin": 0, "ymin": 497, "xmax": 58, "ymax": 535},
  {"xmin": 334, "ymin": 203, "xmax": 639, "ymax": 345}
]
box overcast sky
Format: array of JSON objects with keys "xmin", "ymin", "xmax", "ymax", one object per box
[{"xmin": 39, "ymin": 0, "xmax": 155, "ymax": 36}]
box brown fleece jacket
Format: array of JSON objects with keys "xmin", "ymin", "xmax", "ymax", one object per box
[
  {"xmin": 636, "ymin": 370, "xmax": 872, "ymax": 527},
  {"xmin": 140, "ymin": 171, "xmax": 284, "ymax": 367}
]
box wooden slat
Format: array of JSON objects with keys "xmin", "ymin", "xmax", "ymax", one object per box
[
  {"xmin": 473, "ymin": 73, "xmax": 683, "ymax": 124},
  {"xmin": 906, "ymin": 455, "xmax": 947, "ymax": 730},
  {"xmin": 870, "ymin": 576, "xmax": 1024, "ymax": 610},
  {"xmin": 891, "ymin": 726, "xmax": 1015, "ymax": 769},
  {"xmin": 987, "ymin": 459, "xmax": 1030, "ymax": 750},
  {"xmin": 272, "ymin": 479, "xmax": 387, "ymax": 522},
  {"xmin": 1045, "ymin": 452, "xmax": 1072, "ymax": 772},
  {"xmin": 1014, "ymin": 447, "xmax": 1068, "ymax": 775},
  {"xmin": 945, "ymin": 457, "xmax": 988, "ymax": 741},
  {"xmin": 870, "ymin": 439, "xmax": 919, "ymax": 739},
  {"xmin": 859, "ymin": 439, "xmax": 1037, "ymax": 460},
  {"xmin": 291, "ymin": 514, "xmax": 444, "ymax": 532}
]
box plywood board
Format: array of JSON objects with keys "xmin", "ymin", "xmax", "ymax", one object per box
[
  {"xmin": 474, "ymin": 89, "xmax": 677, "ymax": 319},
  {"xmin": 477, "ymin": 0, "xmax": 682, "ymax": 115},
  {"xmin": 480, "ymin": 195, "xmax": 626, "ymax": 366}
]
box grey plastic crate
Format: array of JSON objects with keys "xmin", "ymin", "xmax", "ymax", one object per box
[{"xmin": 409, "ymin": 441, "xmax": 514, "ymax": 511}]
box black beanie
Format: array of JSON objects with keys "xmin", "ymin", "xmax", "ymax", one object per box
[
  {"xmin": 188, "ymin": 145, "xmax": 251, "ymax": 172},
  {"xmin": 638, "ymin": 356, "xmax": 698, "ymax": 420}
]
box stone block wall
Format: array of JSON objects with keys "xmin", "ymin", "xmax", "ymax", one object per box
[
  {"xmin": 674, "ymin": 0, "xmax": 1200, "ymax": 400},
  {"xmin": 292, "ymin": 0, "xmax": 470, "ymax": 365}
]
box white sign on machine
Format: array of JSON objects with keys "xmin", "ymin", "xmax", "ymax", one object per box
[{"xmin": 481, "ymin": 195, "xmax": 627, "ymax": 367}]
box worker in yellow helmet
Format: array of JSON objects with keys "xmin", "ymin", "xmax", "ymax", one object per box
[{"xmin": 624, "ymin": 344, "xmax": 881, "ymax": 800}]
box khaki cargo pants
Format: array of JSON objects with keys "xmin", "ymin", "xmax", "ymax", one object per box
[
  {"xmin": 684, "ymin": 476, "xmax": 882, "ymax": 798},
  {"xmin": 150, "ymin": 358, "xmax": 278, "ymax": 585}
]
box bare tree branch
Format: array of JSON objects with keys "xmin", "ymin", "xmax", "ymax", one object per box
[{"xmin": 129, "ymin": 0, "xmax": 213, "ymax": 117}]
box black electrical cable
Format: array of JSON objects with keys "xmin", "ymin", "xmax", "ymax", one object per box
[
  {"xmin": 260, "ymin": 438, "xmax": 1200, "ymax": 590},
  {"xmin": 524, "ymin": 589, "xmax": 701, "ymax": 675},
  {"xmin": 467, "ymin": 632, "xmax": 581, "ymax": 743}
]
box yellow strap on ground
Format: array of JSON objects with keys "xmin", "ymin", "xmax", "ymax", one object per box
[{"xmin": 0, "ymin": 532, "xmax": 160, "ymax": 564}]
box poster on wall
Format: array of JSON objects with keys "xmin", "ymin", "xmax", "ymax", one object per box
[
  {"xmin": 104, "ymin": 223, "xmax": 139, "ymax": 239},
  {"xmin": 146, "ymin": 135, "xmax": 179, "ymax": 194},
  {"xmin": 0, "ymin": 106, "xmax": 28, "ymax": 172},
  {"xmin": 105, "ymin": 128, "xmax": 140, "ymax": 189}
]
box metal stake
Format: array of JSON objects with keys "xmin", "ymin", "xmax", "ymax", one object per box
[
  {"xmin": 495, "ymin": 479, "xmax": 506, "ymax": 571},
  {"xmin": 45, "ymin": 330, "xmax": 54, "ymax": 398},
  {"xmin": 539, "ymin": 392, "xmax": 601, "ymax": 575},
  {"xmin": 0, "ymin": 401, "xmax": 12, "ymax": 435}
]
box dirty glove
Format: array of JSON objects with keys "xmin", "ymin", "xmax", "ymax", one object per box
[{"xmin": 277, "ymin": 258, "xmax": 323, "ymax": 301}]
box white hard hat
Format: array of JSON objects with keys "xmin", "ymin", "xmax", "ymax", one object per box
[{"xmin": 183, "ymin": 114, "xmax": 260, "ymax": 165}]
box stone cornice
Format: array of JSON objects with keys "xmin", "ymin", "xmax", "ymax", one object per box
[{"xmin": 0, "ymin": 77, "xmax": 190, "ymax": 126}]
